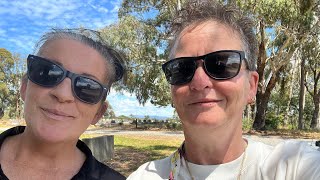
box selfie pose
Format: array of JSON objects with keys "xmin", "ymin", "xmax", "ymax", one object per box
[
  {"xmin": 128, "ymin": 1, "xmax": 320, "ymax": 180},
  {"xmin": 0, "ymin": 29, "xmax": 126, "ymax": 179}
]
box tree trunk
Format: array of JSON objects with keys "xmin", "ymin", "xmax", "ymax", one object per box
[
  {"xmin": 253, "ymin": 92, "xmax": 268, "ymax": 129},
  {"xmin": 310, "ymin": 97, "xmax": 320, "ymax": 129},
  {"xmin": 0, "ymin": 108, "xmax": 4, "ymax": 119},
  {"xmin": 252, "ymin": 20, "xmax": 268, "ymax": 130},
  {"xmin": 284, "ymin": 55, "xmax": 299, "ymax": 126},
  {"xmin": 298, "ymin": 58, "xmax": 306, "ymax": 129},
  {"xmin": 135, "ymin": 119, "xmax": 138, "ymax": 128},
  {"xmin": 251, "ymin": 104, "xmax": 256, "ymax": 120},
  {"xmin": 253, "ymin": 64, "xmax": 283, "ymax": 130}
]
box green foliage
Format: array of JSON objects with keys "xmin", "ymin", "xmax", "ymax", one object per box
[
  {"xmin": 103, "ymin": 101, "xmax": 116, "ymax": 118},
  {"xmin": 265, "ymin": 112, "xmax": 283, "ymax": 130},
  {"xmin": 0, "ymin": 48, "xmax": 25, "ymax": 119},
  {"xmin": 100, "ymin": 15, "xmax": 171, "ymax": 106},
  {"xmin": 242, "ymin": 117, "xmax": 253, "ymax": 131}
]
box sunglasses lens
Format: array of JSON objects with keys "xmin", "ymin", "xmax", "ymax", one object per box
[
  {"xmin": 162, "ymin": 51, "xmax": 244, "ymax": 85},
  {"xmin": 163, "ymin": 59, "xmax": 196, "ymax": 85},
  {"xmin": 74, "ymin": 76, "xmax": 104, "ymax": 104},
  {"xmin": 205, "ymin": 52, "xmax": 241, "ymax": 79},
  {"xmin": 28, "ymin": 58, "xmax": 64, "ymax": 87}
]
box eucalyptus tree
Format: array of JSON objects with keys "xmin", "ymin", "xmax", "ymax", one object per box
[
  {"xmin": 237, "ymin": 0, "xmax": 319, "ymax": 129},
  {"xmin": 303, "ymin": 37, "xmax": 320, "ymax": 129},
  {"xmin": 0, "ymin": 48, "xmax": 25, "ymax": 119}
]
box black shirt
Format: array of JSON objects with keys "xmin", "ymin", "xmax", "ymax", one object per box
[{"xmin": 0, "ymin": 126, "xmax": 125, "ymax": 180}]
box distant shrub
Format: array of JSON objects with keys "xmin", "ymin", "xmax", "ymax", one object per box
[
  {"xmin": 118, "ymin": 120, "xmax": 124, "ymax": 126},
  {"xmin": 165, "ymin": 121, "xmax": 182, "ymax": 130},
  {"xmin": 242, "ymin": 117, "xmax": 253, "ymax": 131},
  {"xmin": 265, "ymin": 113, "xmax": 283, "ymax": 130}
]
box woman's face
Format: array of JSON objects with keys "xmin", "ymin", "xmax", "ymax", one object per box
[
  {"xmin": 21, "ymin": 38, "xmax": 108, "ymax": 143},
  {"xmin": 171, "ymin": 21, "xmax": 258, "ymax": 130}
]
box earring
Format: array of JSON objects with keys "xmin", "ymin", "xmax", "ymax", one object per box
[{"xmin": 248, "ymin": 96, "xmax": 256, "ymax": 105}]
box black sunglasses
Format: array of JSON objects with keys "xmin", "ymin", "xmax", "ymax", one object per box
[
  {"xmin": 27, "ymin": 55, "xmax": 108, "ymax": 104},
  {"xmin": 162, "ymin": 50, "xmax": 247, "ymax": 85}
]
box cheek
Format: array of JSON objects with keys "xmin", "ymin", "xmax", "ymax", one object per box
[
  {"xmin": 171, "ymin": 86, "xmax": 186, "ymax": 105},
  {"xmin": 24, "ymin": 83, "xmax": 45, "ymax": 105},
  {"xmin": 225, "ymin": 84, "xmax": 249, "ymax": 107},
  {"xmin": 77, "ymin": 103, "xmax": 99, "ymax": 120}
]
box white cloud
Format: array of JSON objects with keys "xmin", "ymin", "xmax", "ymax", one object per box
[
  {"xmin": 111, "ymin": 5, "xmax": 120, "ymax": 13},
  {"xmin": 0, "ymin": 29, "xmax": 6, "ymax": 36},
  {"xmin": 88, "ymin": 1, "xmax": 109, "ymax": 13},
  {"xmin": 0, "ymin": 0, "xmax": 80, "ymax": 20},
  {"xmin": 107, "ymin": 89, "xmax": 174, "ymax": 118},
  {"xmin": 110, "ymin": 0, "xmax": 122, "ymax": 13}
]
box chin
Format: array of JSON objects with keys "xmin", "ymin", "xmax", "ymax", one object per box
[
  {"xmin": 185, "ymin": 118, "xmax": 224, "ymax": 127},
  {"xmin": 35, "ymin": 126, "xmax": 73, "ymax": 143}
]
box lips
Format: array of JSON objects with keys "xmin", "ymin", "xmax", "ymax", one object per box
[
  {"xmin": 41, "ymin": 107, "xmax": 75, "ymax": 121},
  {"xmin": 188, "ymin": 98, "xmax": 222, "ymax": 105}
]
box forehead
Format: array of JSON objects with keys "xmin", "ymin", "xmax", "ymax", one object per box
[
  {"xmin": 39, "ymin": 38, "xmax": 107, "ymax": 82},
  {"xmin": 173, "ymin": 21, "xmax": 243, "ymax": 57}
]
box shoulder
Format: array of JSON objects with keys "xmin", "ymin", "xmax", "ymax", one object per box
[
  {"xmin": 262, "ymin": 140, "xmax": 320, "ymax": 179},
  {"xmin": 95, "ymin": 160, "xmax": 126, "ymax": 180},
  {"xmin": 74, "ymin": 156, "xmax": 125, "ymax": 180},
  {"xmin": 75, "ymin": 140, "xmax": 125, "ymax": 180},
  {"xmin": 127, "ymin": 155, "xmax": 172, "ymax": 180},
  {"xmin": 246, "ymin": 139, "xmax": 274, "ymax": 160},
  {"xmin": 269, "ymin": 140, "xmax": 320, "ymax": 160}
]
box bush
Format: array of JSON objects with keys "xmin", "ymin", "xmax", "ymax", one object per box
[
  {"xmin": 242, "ymin": 117, "xmax": 253, "ymax": 131},
  {"xmin": 265, "ymin": 113, "xmax": 283, "ymax": 130}
]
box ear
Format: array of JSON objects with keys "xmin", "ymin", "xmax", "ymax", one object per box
[
  {"xmin": 247, "ymin": 71, "xmax": 259, "ymax": 104},
  {"xmin": 20, "ymin": 78, "xmax": 28, "ymax": 101},
  {"xmin": 91, "ymin": 102, "xmax": 108, "ymax": 125}
]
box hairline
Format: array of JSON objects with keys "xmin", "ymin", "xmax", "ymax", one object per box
[
  {"xmin": 34, "ymin": 31, "xmax": 116, "ymax": 87},
  {"xmin": 169, "ymin": 20, "xmax": 251, "ymax": 68}
]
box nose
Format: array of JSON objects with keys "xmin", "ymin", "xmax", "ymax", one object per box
[
  {"xmin": 50, "ymin": 78, "xmax": 75, "ymax": 103},
  {"xmin": 189, "ymin": 60, "xmax": 213, "ymax": 91}
]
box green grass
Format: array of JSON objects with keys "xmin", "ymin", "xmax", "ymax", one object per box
[{"xmin": 115, "ymin": 135, "xmax": 183, "ymax": 159}]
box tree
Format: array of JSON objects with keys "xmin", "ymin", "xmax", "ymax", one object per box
[
  {"xmin": 304, "ymin": 37, "xmax": 320, "ymax": 129},
  {"xmin": 0, "ymin": 48, "xmax": 25, "ymax": 119},
  {"xmin": 299, "ymin": 50, "xmax": 306, "ymax": 129},
  {"xmin": 236, "ymin": 0, "xmax": 319, "ymax": 129},
  {"xmin": 103, "ymin": 101, "xmax": 116, "ymax": 119},
  {"xmin": 101, "ymin": 15, "xmax": 171, "ymax": 106}
]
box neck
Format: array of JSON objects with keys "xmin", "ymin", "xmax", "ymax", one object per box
[
  {"xmin": 183, "ymin": 123, "xmax": 246, "ymax": 165},
  {"xmin": 2, "ymin": 131, "xmax": 84, "ymax": 170}
]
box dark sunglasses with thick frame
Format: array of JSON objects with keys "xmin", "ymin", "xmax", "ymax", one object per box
[
  {"xmin": 27, "ymin": 55, "xmax": 109, "ymax": 104},
  {"xmin": 162, "ymin": 50, "xmax": 248, "ymax": 85}
]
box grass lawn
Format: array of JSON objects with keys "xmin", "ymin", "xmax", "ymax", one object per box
[{"xmin": 104, "ymin": 135, "xmax": 184, "ymax": 177}]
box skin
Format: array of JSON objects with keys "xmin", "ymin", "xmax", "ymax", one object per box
[
  {"xmin": 171, "ymin": 21, "xmax": 259, "ymax": 165},
  {"xmin": 0, "ymin": 38, "xmax": 108, "ymax": 179}
]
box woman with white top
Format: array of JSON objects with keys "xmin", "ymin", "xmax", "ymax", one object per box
[{"xmin": 128, "ymin": 1, "xmax": 320, "ymax": 180}]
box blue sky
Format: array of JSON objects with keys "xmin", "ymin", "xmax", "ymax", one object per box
[{"xmin": 0, "ymin": 0, "xmax": 174, "ymax": 118}]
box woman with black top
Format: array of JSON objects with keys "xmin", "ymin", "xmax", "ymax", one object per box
[{"xmin": 0, "ymin": 29, "xmax": 126, "ymax": 180}]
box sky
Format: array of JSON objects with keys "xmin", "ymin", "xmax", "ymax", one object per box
[{"xmin": 0, "ymin": 0, "xmax": 174, "ymax": 118}]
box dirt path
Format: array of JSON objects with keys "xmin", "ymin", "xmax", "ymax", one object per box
[{"xmin": 85, "ymin": 127, "xmax": 319, "ymax": 148}]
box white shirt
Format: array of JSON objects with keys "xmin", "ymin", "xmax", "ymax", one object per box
[{"xmin": 127, "ymin": 139, "xmax": 320, "ymax": 180}]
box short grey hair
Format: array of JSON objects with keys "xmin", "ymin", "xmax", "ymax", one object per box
[
  {"xmin": 34, "ymin": 28, "xmax": 125, "ymax": 91},
  {"xmin": 169, "ymin": 0, "xmax": 257, "ymax": 71}
]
